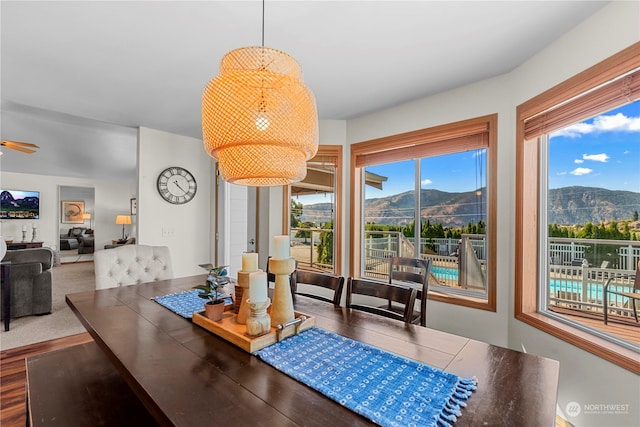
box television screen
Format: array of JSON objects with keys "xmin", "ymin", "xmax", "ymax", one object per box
[{"xmin": 0, "ymin": 189, "xmax": 40, "ymax": 219}]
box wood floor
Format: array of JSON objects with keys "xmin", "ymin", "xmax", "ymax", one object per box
[
  {"xmin": 550, "ymin": 306, "xmax": 640, "ymax": 345},
  {"xmin": 0, "ymin": 332, "xmax": 93, "ymax": 427}
]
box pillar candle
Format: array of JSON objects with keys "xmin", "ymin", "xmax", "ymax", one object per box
[
  {"xmin": 242, "ymin": 252, "xmax": 259, "ymax": 272},
  {"xmin": 33, "ymin": 223, "xmax": 37, "ymax": 229},
  {"xmin": 248, "ymin": 271, "xmax": 268, "ymax": 303},
  {"xmin": 273, "ymin": 235, "xmax": 290, "ymax": 259},
  {"xmin": 22, "ymin": 225, "xmax": 27, "ymax": 231}
]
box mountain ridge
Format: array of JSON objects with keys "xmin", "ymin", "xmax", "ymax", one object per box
[{"xmin": 300, "ymin": 186, "xmax": 640, "ymax": 227}]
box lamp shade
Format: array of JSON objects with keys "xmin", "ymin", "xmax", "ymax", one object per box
[
  {"xmin": 82, "ymin": 213, "xmax": 91, "ymax": 220},
  {"xmin": 202, "ymin": 46, "xmax": 319, "ymax": 187},
  {"xmin": 115, "ymin": 215, "xmax": 131, "ymax": 225}
]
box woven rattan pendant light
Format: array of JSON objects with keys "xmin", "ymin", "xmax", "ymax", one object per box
[{"xmin": 202, "ymin": 1, "xmax": 318, "ymax": 186}]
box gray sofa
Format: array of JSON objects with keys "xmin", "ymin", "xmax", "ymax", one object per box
[
  {"xmin": 1, "ymin": 247, "xmax": 54, "ymax": 318},
  {"xmin": 60, "ymin": 227, "xmax": 94, "ymax": 253}
]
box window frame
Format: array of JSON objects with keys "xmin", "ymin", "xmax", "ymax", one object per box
[
  {"xmin": 350, "ymin": 115, "xmax": 497, "ymax": 311},
  {"xmin": 515, "ymin": 42, "xmax": 640, "ymax": 374},
  {"xmin": 283, "ymin": 145, "xmax": 343, "ymax": 275}
]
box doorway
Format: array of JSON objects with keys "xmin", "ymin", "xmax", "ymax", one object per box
[{"xmin": 58, "ymin": 185, "xmax": 95, "ymax": 263}]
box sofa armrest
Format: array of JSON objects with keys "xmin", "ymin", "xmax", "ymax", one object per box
[{"xmin": 3, "ymin": 248, "xmax": 55, "ymax": 270}]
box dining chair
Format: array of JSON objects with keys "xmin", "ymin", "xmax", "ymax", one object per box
[
  {"xmin": 603, "ymin": 259, "xmax": 640, "ymax": 325},
  {"xmin": 346, "ymin": 277, "xmax": 418, "ymax": 323},
  {"xmin": 293, "ymin": 270, "xmax": 345, "ymax": 306},
  {"xmin": 94, "ymin": 244, "xmax": 173, "ymax": 290},
  {"xmin": 387, "ymin": 257, "xmax": 431, "ymax": 326}
]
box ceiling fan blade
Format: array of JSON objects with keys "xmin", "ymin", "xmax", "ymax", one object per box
[
  {"xmin": 3, "ymin": 144, "xmax": 37, "ymax": 154},
  {"xmin": 1, "ymin": 139, "xmax": 40, "ymax": 148}
]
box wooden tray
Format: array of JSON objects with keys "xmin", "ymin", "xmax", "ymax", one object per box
[{"xmin": 192, "ymin": 310, "xmax": 315, "ymax": 353}]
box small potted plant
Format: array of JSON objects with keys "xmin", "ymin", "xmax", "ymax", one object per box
[{"xmin": 194, "ymin": 264, "xmax": 230, "ymax": 321}]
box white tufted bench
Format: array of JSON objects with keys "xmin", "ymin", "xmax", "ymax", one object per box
[{"xmin": 94, "ymin": 245, "xmax": 173, "ymax": 290}]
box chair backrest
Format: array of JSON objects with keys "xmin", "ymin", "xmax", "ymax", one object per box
[
  {"xmin": 389, "ymin": 257, "xmax": 431, "ymax": 326},
  {"xmin": 94, "ymin": 245, "xmax": 173, "ymax": 290},
  {"xmin": 635, "ymin": 259, "xmax": 640, "ymax": 291},
  {"xmin": 389, "ymin": 257, "xmax": 430, "ymax": 287},
  {"xmin": 294, "ymin": 270, "xmax": 345, "ymax": 306},
  {"xmin": 346, "ymin": 277, "xmax": 417, "ymax": 323}
]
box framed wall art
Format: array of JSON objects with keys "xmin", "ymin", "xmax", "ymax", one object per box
[
  {"xmin": 130, "ymin": 198, "xmax": 137, "ymax": 215},
  {"xmin": 61, "ymin": 200, "xmax": 85, "ymax": 224}
]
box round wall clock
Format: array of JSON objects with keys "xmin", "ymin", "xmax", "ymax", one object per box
[{"xmin": 157, "ymin": 166, "xmax": 197, "ymax": 204}]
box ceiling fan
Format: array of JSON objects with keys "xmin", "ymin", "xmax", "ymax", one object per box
[{"xmin": 0, "ymin": 139, "xmax": 40, "ymax": 154}]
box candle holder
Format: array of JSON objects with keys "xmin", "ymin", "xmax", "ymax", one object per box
[
  {"xmin": 32, "ymin": 228, "xmax": 38, "ymax": 242},
  {"xmin": 235, "ymin": 271, "xmax": 251, "ymax": 324},
  {"xmin": 246, "ymin": 298, "xmax": 271, "ymax": 337},
  {"xmin": 268, "ymin": 257, "xmax": 296, "ymax": 326},
  {"xmin": 22, "ymin": 230, "xmax": 27, "ymax": 242}
]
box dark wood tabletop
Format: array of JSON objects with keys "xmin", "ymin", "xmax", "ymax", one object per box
[{"xmin": 66, "ymin": 275, "xmax": 559, "ymax": 427}]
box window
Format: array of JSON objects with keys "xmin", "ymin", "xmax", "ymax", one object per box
[
  {"xmin": 351, "ymin": 115, "xmax": 497, "ymax": 310},
  {"xmin": 516, "ymin": 42, "xmax": 640, "ymax": 373},
  {"xmin": 285, "ymin": 146, "xmax": 342, "ymax": 274}
]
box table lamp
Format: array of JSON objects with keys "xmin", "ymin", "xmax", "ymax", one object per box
[
  {"xmin": 82, "ymin": 213, "xmax": 92, "ymax": 230},
  {"xmin": 115, "ymin": 215, "xmax": 131, "ymax": 240}
]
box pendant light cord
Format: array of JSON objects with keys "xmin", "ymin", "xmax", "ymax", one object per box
[{"xmin": 261, "ymin": 0, "xmax": 265, "ymax": 47}]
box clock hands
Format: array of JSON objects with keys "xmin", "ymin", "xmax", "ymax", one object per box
[{"xmin": 173, "ymin": 179, "xmax": 188, "ymax": 194}]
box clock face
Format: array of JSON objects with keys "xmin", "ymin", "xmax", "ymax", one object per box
[{"xmin": 157, "ymin": 167, "xmax": 197, "ymax": 204}]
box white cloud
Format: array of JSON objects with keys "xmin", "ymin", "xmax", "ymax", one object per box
[
  {"xmin": 574, "ymin": 159, "xmax": 584, "ymax": 164},
  {"xmin": 550, "ymin": 112, "xmax": 640, "ymax": 138},
  {"xmin": 556, "ymin": 172, "xmax": 567, "ymax": 176},
  {"xmin": 624, "ymin": 150, "xmax": 631, "ymax": 154},
  {"xmin": 582, "ymin": 153, "xmax": 609, "ymax": 162},
  {"xmin": 421, "ymin": 178, "xmax": 432, "ymax": 186},
  {"xmin": 570, "ymin": 167, "xmax": 593, "ymax": 176}
]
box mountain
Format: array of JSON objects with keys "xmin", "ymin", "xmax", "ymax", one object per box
[
  {"xmin": 0, "ymin": 190, "xmax": 40, "ymax": 210},
  {"xmin": 547, "ymin": 186, "xmax": 640, "ymax": 225},
  {"xmin": 300, "ymin": 186, "xmax": 640, "ymax": 227}
]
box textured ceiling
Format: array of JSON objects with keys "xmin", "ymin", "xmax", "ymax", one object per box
[{"xmin": 0, "ymin": 1, "xmax": 608, "ymax": 180}]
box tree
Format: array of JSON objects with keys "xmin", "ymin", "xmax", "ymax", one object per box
[
  {"xmin": 290, "ymin": 199, "xmax": 303, "ymax": 228},
  {"xmin": 295, "ymin": 221, "xmax": 314, "ymax": 243},
  {"xmin": 316, "ymin": 220, "xmax": 334, "ymax": 266},
  {"xmin": 633, "ymin": 210, "xmax": 639, "ymax": 221}
]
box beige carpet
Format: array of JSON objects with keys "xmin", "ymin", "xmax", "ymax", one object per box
[{"xmin": 0, "ymin": 262, "xmax": 95, "ymax": 350}]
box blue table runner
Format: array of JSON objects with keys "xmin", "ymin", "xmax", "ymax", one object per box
[
  {"xmin": 152, "ymin": 289, "xmax": 232, "ymax": 318},
  {"xmin": 255, "ymin": 328, "xmax": 477, "ymax": 427}
]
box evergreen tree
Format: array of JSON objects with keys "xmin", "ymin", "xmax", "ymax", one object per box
[{"xmin": 316, "ymin": 220, "xmax": 334, "ymax": 265}]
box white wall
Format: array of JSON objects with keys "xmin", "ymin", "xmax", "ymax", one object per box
[
  {"xmin": 340, "ymin": 2, "xmax": 639, "ymax": 426},
  {"xmin": 0, "ymin": 171, "xmax": 133, "ymax": 251},
  {"xmin": 508, "ymin": 2, "xmax": 640, "ymax": 426},
  {"xmin": 137, "ymin": 127, "xmax": 215, "ymax": 278}
]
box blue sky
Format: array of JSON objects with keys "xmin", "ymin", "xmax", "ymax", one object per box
[
  {"xmin": 549, "ymin": 100, "xmax": 639, "ymax": 192},
  {"xmin": 365, "ymin": 100, "xmax": 639, "ymax": 199},
  {"xmin": 298, "ymin": 100, "xmax": 639, "ymax": 206}
]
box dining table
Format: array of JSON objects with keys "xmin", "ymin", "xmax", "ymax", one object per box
[{"xmin": 64, "ymin": 274, "xmax": 559, "ymax": 426}]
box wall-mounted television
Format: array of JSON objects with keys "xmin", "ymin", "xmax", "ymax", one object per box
[{"xmin": 0, "ymin": 189, "xmax": 40, "ymax": 219}]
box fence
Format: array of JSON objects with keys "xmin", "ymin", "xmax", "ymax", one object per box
[
  {"xmin": 548, "ymin": 237, "xmax": 640, "ymax": 270},
  {"xmin": 363, "ymin": 231, "xmax": 487, "ymax": 293},
  {"xmin": 290, "ymin": 227, "xmax": 334, "ymax": 272}
]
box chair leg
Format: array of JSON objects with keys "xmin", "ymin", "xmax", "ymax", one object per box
[
  {"xmin": 633, "ymin": 299, "xmax": 638, "ymax": 323},
  {"xmin": 603, "ymin": 291, "xmax": 608, "ymax": 325}
]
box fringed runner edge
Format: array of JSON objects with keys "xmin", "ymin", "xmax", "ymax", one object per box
[{"xmin": 255, "ymin": 327, "xmax": 478, "ymax": 427}]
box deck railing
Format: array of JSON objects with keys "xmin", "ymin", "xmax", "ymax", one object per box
[
  {"xmin": 362, "ymin": 233, "xmax": 638, "ymax": 318},
  {"xmin": 363, "ymin": 232, "xmax": 487, "ymax": 293},
  {"xmin": 548, "ymin": 238, "xmax": 640, "ymax": 321}
]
